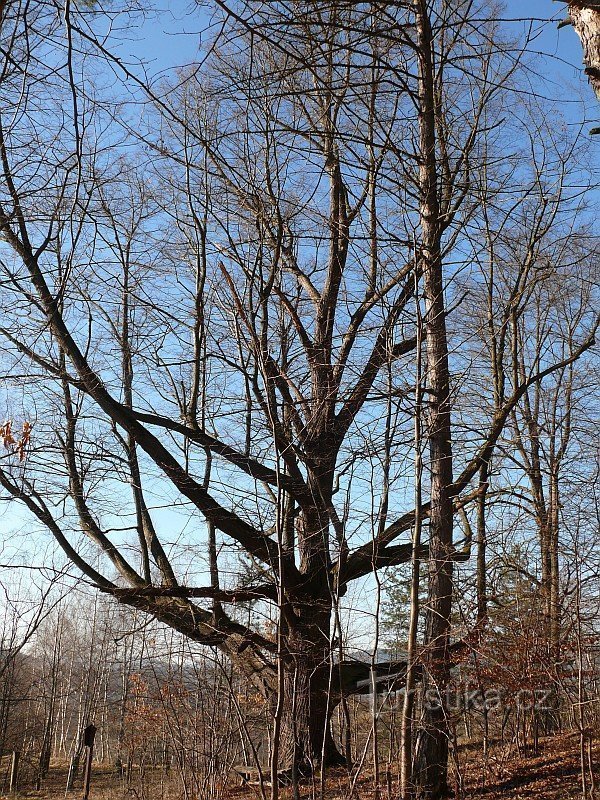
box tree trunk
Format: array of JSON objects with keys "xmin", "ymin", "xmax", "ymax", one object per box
[
  {"xmin": 272, "ymin": 447, "xmax": 346, "ymax": 776},
  {"xmin": 548, "ymin": 468, "xmax": 561, "ymax": 660},
  {"xmin": 569, "ymin": 3, "xmax": 600, "ymax": 99},
  {"xmin": 400, "ymin": 268, "xmax": 424, "ymax": 798},
  {"xmin": 412, "ymin": 2, "xmax": 455, "ymax": 798},
  {"xmin": 277, "ymin": 606, "xmax": 344, "ymax": 776}
]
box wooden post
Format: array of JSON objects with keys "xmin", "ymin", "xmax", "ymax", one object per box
[
  {"xmin": 9, "ymin": 750, "xmax": 20, "ymax": 793},
  {"xmin": 81, "ymin": 724, "xmax": 97, "ymax": 800}
]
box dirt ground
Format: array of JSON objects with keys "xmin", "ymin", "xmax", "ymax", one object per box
[{"xmin": 1, "ymin": 732, "xmax": 597, "ymax": 799}]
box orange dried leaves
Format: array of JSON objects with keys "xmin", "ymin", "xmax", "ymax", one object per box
[{"xmin": 1, "ymin": 419, "xmax": 32, "ymax": 461}]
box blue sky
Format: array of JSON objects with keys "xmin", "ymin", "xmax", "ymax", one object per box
[
  {"xmin": 119, "ymin": 1, "xmax": 597, "ymax": 126},
  {"xmin": 114, "ymin": 2, "xmax": 591, "ymax": 82},
  {"xmin": 1, "ymin": 1, "xmax": 597, "ymax": 642}
]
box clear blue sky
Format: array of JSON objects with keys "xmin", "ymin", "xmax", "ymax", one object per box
[
  {"xmin": 123, "ymin": 1, "xmax": 597, "ymax": 125},
  {"xmin": 1, "ymin": 0, "xmax": 597, "ymax": 624}
]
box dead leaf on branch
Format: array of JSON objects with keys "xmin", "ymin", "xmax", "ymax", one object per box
[{"xmin": 1, "ymin": 419, "xmax": 33, "ymax": 461}]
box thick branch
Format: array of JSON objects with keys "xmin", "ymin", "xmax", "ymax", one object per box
[
  {"xmin": 0, "ymin": 468, "xmax": 115, "ymax": 590},
  {"xmin": 0, "ymin": 217, "xmax": 283, "ymax": 569},
  {"xmin": 102, "ymin": 584, "xmax": 278, "ymax": 603},
  {"xmin": 132, "ymin": 409, "xmax": 308, "ymax": 501}
]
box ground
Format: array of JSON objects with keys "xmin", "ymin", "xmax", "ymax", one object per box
[
  {"xmin": 459, "ymin": 732, "xmax": 598, "ymax": 800},
  {"xmin": 1, "ymin": 733, "xmax": 597, "ymax": 799}
]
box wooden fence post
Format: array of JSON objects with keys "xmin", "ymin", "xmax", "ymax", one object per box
[
  {"xmin": 82, "ymin": 724, "xmax": 97, "ymax": 800},
  {"xmin": 9, "ymin": 750, "xmax": 20, "ymax": 793}
]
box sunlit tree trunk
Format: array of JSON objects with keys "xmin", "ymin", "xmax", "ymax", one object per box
[
  {"xmin": 569, "ymin": 2, "xmax": 600, "ymax": 99},
  {"xmin": 412, "ymin": 3, "xmax": 455, "ymax": 797}
]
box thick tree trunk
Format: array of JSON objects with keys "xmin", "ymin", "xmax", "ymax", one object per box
[
  {"xmin": 278, "ymin": 606, "xmax": 345, "ymax": 776},
  {"xmin": 548, "ymin": 469, "xmax": 561, "ymax": 660},
  {"xmin": 271, "ymin": 442, "xmax": 346, "ymax": 776},
  {"xmin": 569, "ymin": 3, "xmax": 600, "ymax": 99},
  {"xmin": 400, "ymin": 270, "xmax": 424, "ymax": 798},
  {"xmin": 412, "ymin": 2, "xmax": 455, "ymax": 798}
]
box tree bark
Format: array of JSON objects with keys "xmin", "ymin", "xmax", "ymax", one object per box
[
  {"xmin": 277, "ymin": 603, "xmax": 345, "ymax": 775},
  {"xmin": 569, "ymin": 3, "xmax": 600, "ymax": 99},
  {"xmin": 412, "ymin": 2, "xmax": 455, "ymax": 798},
  {"xmin": 400, "ymin": 268, "xmax": 424, "ymax": 798}
]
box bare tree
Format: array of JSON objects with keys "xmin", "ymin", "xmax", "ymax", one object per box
[{"xmin": 0, "ymin": 1, "xmax": 597, "ymax": 794}]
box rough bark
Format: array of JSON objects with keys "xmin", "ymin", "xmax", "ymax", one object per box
[
  {"xmin": 569, "ymin": 3, "xmax": 600, "ymax": 99},
  {"xmin": 400, "ymin": 269, "xmax": 424, "ymax": 799},
  {"xmin": 412, "ymin": 2, "xmax": 455, "ymax": 798},
  {"xmin": 276, "ymin": 463, "xmax": 346, "ymax": 771},
  {"xmin": 277, "ymin": 612, "xmax": 345, "ymax": 775}
]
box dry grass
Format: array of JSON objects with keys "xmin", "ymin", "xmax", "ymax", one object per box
[
  {"xmin": 460, "ymin": 731, "xmax": 599, "ymax": 799},
  {"xmin": 1, "ymin": 733, "xmax": 597, "ymax": 800}
]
